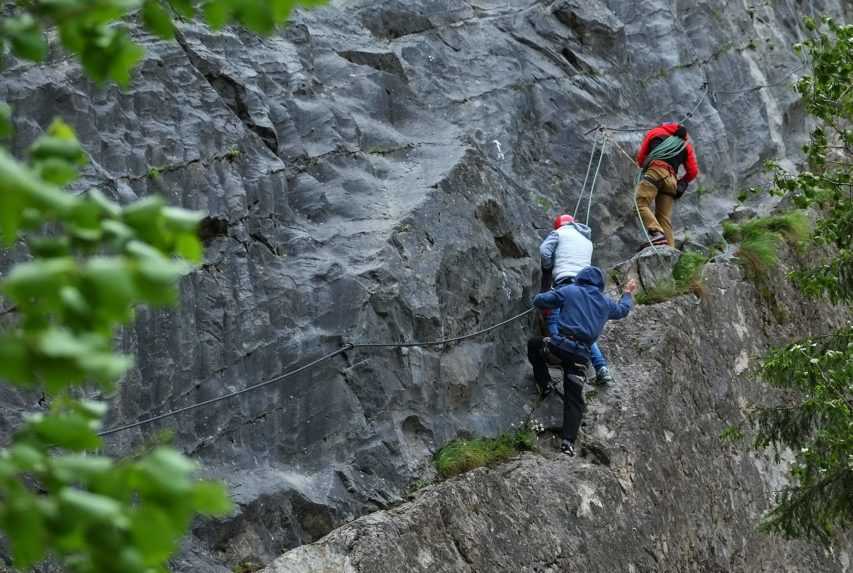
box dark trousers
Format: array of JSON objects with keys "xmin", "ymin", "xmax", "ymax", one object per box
[{"xmin": 527, "ymin": 337, "xmax": 588, "ymax": 442}]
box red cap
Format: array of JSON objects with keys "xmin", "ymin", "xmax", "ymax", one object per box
[{"xmin": 553, "ymin": 214, "xmax": 575, "ymax": 229}]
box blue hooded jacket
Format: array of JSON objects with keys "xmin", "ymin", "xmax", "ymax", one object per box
[{"xmin": 532, "ymin": 266, "xmax": 633, "ymax": 361}]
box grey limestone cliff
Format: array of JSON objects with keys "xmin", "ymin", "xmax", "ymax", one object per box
[{"xmin": 1, "ymin": 0, "xmax": 850, "ymax": 571}]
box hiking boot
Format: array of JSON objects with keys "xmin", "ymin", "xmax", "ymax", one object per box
[
  {"xmin": 648, "ymin": 231, "xmax": 668, "ymax": 245},
  {"xmin": 594, "ymin": 366, "xmax": 614, "ymax": 386},
  {"xmin": 560, "ymin": 440, "xmax": 575, "ymax": 457},
  {"xmin": 536, "ymin": 378, "xmax": 554, "ymax": 398}
]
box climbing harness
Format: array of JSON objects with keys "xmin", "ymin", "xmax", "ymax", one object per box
[
  {"xmin": 572, "ymin": 130, "xmax": 608, "ymax": 226},
  {"xmin": 98, "ymin": 307, "xmax": 536, "ymax": 437}
]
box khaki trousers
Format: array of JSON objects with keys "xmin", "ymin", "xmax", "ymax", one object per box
[{"xmin": 634, "ymin": 161, "xmax": 677, "ymax": 246}]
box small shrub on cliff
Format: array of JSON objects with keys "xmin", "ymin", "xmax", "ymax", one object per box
[
  {"xmin": 723, "ymin": 210, "xmax": 811, "ymax": 273},
  {"xmin": 635, "ymin": 251, "xmax": 709, "ymax": 305},
  {"xmin": 723, "ymin": 211, "xmax": 811, "ymax": 321}
]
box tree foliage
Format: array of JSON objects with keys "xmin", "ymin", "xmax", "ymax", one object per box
[
  {"xmin": 752, "ymin": 17, "xmax": 852, "ymax": 545},
  {"xmin": 0, "ymin": 0, "xmax": 325, "ymax": 570},
  {"xmin": 1, "ymin": 0, "xmax": 326, "ymax": 85},
  {"xmin": 0, "ymin": 109, "xmax": 233, "ymax": 572}
]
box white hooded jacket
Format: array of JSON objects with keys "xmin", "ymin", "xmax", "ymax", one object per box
[{"xmin": 539, "ymin": 222, "xmax": 593, "ymax": 284}]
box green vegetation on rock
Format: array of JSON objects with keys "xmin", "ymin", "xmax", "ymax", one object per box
[
  {"xmin": 746, "ymin": 17, "xmax": 852, "ymax": 546},
  {"xmin": 723, "ymin": 211, "xmax": 810, "ymax": 273},
  {"xmin": 434, "ymin": 428, "xmax": 536, "ymax": 479},
  {"xmin": 635, "ymin": 251, "xmax": 709, "ymax": 305}
]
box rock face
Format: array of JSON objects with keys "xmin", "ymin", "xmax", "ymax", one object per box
[
  {"xmin": 266, "ymin": 254, "xmax": 850, "ymax": 572},
  {"xmin": 0, "ymin": 0, "xmax": 850, "ymax": 571}
]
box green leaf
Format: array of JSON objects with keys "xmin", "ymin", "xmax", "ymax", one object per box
[
  {"xmin": 28, "ymin": 413, "xmax": 103, "ymax": 451},
  {"xmin": 30, "ymin": 236, "xmax": 72, "ymax": 258},
  {"xmin": 0, "ymin": 102, "xmax": 12, "ymax": 138},
  {"xmin": 175, "ymin": 233, "xmax": 203, "ymax": 263},
  {"xmin": 142, "ymin": 0, "xmax": 176, "ymax": 39},
  {"xmin": 29, "ymin": 136, "xmax": 87, "ymax": 166},
  {"xmin": 60, "ymin": 285, "xmax": 91, "ymax": 317},
  {"xmin": 125, "ymin": 239, "xmax": 166, "ymax": 260},
  {"xmin": 136, "ymin": 447, "xmax": 196, "ymax": 495},
  {"xmin": 108, "ymin": 30, "xmax": 146, "ymax": 87},
  {"xmin": 4, "ymin": 14, "xmax": 48, "ymax": 61},
  {"xmin": 4, "ymin": 492, "xmax": 47, "ymax": 567},
  {"xmin": 2, "ymin": 257, "xmax": 76, "ymax": 303},
  {"xmin": 203, "ymin": 0, "xmax": 233, "ymax": 29},
  {"xmin": 130, "ymin": 506, "xmax": 178, "ymax": 564},
  {"xmin": 82, "ymin": 256, "xmax": 138, "ymax": 319},
  {"xmin": 0, "ymin": 334, "xmax": 31, "ymax": 386},
  {"xmin": 169, "ymin": 0, "xmax": 195, "ymax": 17},
  {"xmin": 123, "ymin": 195, "xmax": 166, "ymax": 238},
  {"xmin": 162, "ymin": 207, "xmax": 204, "ymax": 232},
  {"xmin": 34, "ymin": 157, "xmax": 80, "ymax": 186},
  {"xmin": 9, "ymin": 443, "xmax": 45, "ymax": 471},
  {"xmin": 191, "ymin": 481, "xmax": 233, "ymax": 516},
  {"xmin": 75, "ymin": 399, "xmax": 110, "ymax": 419},
  {"xmin": 102, "ymin": 219, "xmax": 135, "ymax": 243},
  {"xmin": 37, "ymin": 328, "xmax": 92, "ymax": 358},
  {"xmin": 52, "ymin": 455, "xmax": 113, "ymax": 482},
  {"xmin": 47, "ymin": 118, "xmax": 78, "ymax": 142},
  {"xmin": 0, "ymin": 149, "xmax": 78, "ymax": 223},
  {"xmin": 88, "ymin": 188, "xmax": 122, "ymax": 218},
  {"xmin": 76, "ymin": 351, "xmax": 133, "ymax": 384},
  {"xmin": 133, "ymin": 257, "xmax": 189, "ymax": 305},
  {"xmin": 59, "ymin": 488, "xmax": 125, "ymax": 524}
]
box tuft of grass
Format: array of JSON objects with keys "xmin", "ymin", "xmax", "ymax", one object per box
[
  {"xmin": 232, "ymin": 561, "xmax": 262, "ymax": 573},
  {"xmin": 635, "ymin": 280, "xmax": 685, "ymax": 305},
  {"xmin": 636, "ymin": 251, "xmax": 710, "ymax": 305},
  {"xmin": 720, "ymin": 425, "xmax": 745, "ymax": 444},
  {"xmin": 723, "ymin": 211, "xmax": 809, "ymax": 321},
  {"xmin": 434, "ymin": 429, "xmax": 535, "ymax": 478},
  {"xmin": 673, "ymin": 251, "xmax": 708, "ymax": 285},
  {"xmin": 724, "ymin": 211, "xmax": 807, "ymax": 275},
  {"xmin": 723, "ymin": 211, "xmax": 811, "ymax": 266},
  {"xmin": 534, "ymin": 195, "xmax": 553, "ymax": 212},
  {"xmin": 406, "ymin": 478, "xmax": 433, "ymax": 496}
]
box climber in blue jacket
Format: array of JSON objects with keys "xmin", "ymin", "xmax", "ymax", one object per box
[
  {"xmin": 527, "ymin": 266, "xmax": 638, "ymax": 456},
  {"xmin": 539, "ymin": 213, "xmax": 614, "ymax": 384}
]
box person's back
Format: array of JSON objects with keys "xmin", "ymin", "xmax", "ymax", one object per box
[
  {"xmin": 543, "ymin": 223, "xmax": 593, "ymax": 284},
  {"xmin": 537, "ymin": 267, "xmax": 633, "ymax": 358}
]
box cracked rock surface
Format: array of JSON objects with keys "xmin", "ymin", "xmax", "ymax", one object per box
[{"xmin": 0, "ymin": 0, "xmax": 849, "ymax": 571}]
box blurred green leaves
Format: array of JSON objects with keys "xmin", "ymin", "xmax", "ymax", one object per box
[
  {"xmin": 1, "ymin": 0, "xmax": 327, "ymax": 86},
  {"xmin": 0, "ymin": 0, "xmax": 333, "ymax": 568},
  {"xmin": 0, "ymin": 107, "xmax": 232, "ymax": 571}
]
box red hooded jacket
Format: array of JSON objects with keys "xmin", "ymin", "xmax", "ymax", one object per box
[{"xmin": 636, "ymin": 122, "xmax": 699, "ymax": 183}]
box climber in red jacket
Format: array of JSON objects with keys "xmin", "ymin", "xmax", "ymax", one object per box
[{"xmin": 634, "ymin": 123, "xmax": 699, "ymax": 247}]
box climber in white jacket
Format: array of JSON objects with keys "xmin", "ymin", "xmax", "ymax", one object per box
[{"xmin": 538, "ymin": 214, "xmax": 613, "ymax": 385}]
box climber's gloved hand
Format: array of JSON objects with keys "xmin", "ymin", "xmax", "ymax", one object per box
[{"xmin": 675, "ymin": 179, "xmax": 689, "ymax": 199}]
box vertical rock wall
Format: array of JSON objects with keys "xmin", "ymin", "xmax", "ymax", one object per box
[{"xmin": 0, "ymin": 0, "xmax": 849, "ymax": 570}]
